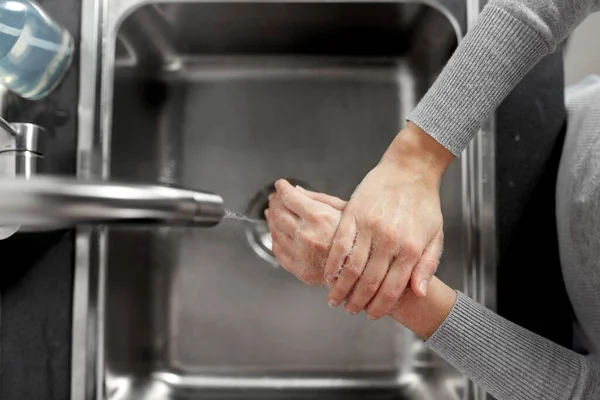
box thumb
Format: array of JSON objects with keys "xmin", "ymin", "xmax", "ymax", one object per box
[
  {"xmin": 295, "ymin": 186, "xmax": 347, "ymax": 211},
  {"xmin": 410, "ymin": 228, "xmax": 444, "ymax": 297}
]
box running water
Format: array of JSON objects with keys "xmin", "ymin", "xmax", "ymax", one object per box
[{"xmin": 224, "ymin": 208, "xmax": 263, "ymax": 224}]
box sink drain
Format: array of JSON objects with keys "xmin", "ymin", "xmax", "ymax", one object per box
[{"xmin": 244, "ymin": 179, "xmax": 312, "ymax": 266}]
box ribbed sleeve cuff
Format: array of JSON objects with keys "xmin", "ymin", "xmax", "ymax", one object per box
[
  {"xmin": 426, "ymin": 292, "xmax": 586, "ymax": 399},
  {"xmin": 407, "ymin": 5, "xmax": 549, "ymax": 156}
]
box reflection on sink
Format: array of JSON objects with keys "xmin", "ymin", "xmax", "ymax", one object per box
[{"xmin": 74, "ymin": 1, "xmax": 493, "ymax": 400}]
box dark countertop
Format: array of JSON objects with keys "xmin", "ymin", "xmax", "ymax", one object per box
[
  {"xmin": 0, "ymin": 0, "xmax": 80, "ymax": 398},
  {"xmin": 496, "ymin": 48, "xmax": 573, "ymax": 349},
  {"xmin": 0, "ymin": 1, "xmax": 572, "ymax": 399}
]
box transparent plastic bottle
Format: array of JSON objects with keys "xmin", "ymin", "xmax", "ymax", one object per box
[{"xmin": 0, "ymin": 0, "xmax": 73, "ymax": 100}]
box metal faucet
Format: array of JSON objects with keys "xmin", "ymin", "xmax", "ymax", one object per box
[
  {"xmin": 0, "ymin": 118, "xmax": 47, "ymax": 178},
  {"xmin": 0, "ymin": 177, "xmax": 224, "ymax": 228},
  {"xmin": 0, "ymin": 114, "xmax": 224, "ymax": 235}
]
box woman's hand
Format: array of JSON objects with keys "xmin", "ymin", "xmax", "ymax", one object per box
[
  {"xmin": 265, "ymin": 179, "xmax": 457, "ymax": 338},
  {"xmin": 265, "ymin": 179, "xmax": 347, "ymax": 286},
  {"xmin": 324, "ymin": 122, "xmax": 454, "ymax": 320}
]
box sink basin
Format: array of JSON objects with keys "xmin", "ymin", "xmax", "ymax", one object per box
[{"xmin": 73, "ymin": 1, "xmax": 495, "ymax": 399}]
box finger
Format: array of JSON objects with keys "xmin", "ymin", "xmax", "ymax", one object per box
[
  {"xmin": 366, "ymin": 256, "xmax": 413, "ymax": 320},
  {"xmin": 272, "ymin": 241, "xmax": 295, "ymax": 273},
  {"xmin": 269, "ymin": 221, "xmax": 296, "ymax": 254},
  {"xmin": 323, "ymin": 212, "xmax": 357, "ymax": 283},
  {"xmin": 410, "ymin": 228, "xmax": 444, "ymax": 297},
  {"xmin": 266, "ymin": 208, "xmax": 295, "ymax": 247},
  {"xmin": 326, "ymin": 229, "xmax": 371, "ymax": 308},
  {"xmin": 344, "ymin": 248, "xmax": 391, "ymax": 315},
  {"xmin": 268, "ymin": 197, "xmax": 299, "ymax": 237},
  {"xmin": 296, "ymin": 186, "xmax": 347, "ymax": 211},
  {"xmin": 275, "ymin": 179, "xmax": 312, "ymax": 217}
]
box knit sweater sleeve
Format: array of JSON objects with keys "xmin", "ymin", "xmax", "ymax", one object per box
[
  {"xmin": 426, "ymin": 292, "xmax": 600, "ymax": 399},
  {"xmin": 407, "ymin": 0, "xmax": 600, "ymax": 156}
]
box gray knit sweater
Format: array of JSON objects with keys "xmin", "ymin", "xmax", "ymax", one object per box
[{"xmin": 409, "ymin": 0, "xmax": 600, "ymax": 399}]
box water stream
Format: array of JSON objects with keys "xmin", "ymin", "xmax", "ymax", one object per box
[{"xmin": 224, "ymin": 208, "xmax": 263, "ymax": 224}]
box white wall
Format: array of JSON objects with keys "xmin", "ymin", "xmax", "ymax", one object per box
[{"xmin": 564, "ymin": 12, "xmax": 600, "ymax": 86}]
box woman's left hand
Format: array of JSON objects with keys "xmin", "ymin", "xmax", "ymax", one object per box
[{"xmin": 265, "ymin": 179, "xmax": 346, "ymax": 287}]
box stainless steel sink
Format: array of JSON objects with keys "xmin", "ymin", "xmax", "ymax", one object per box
[{"xmin": 73, "ymin": 1, "xmax": 496, "ymax": 399}]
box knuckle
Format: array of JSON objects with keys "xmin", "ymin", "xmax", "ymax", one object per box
[
  {"xmin": 381, "ymin": 227, "xmax": 399, "ymax": 246},
  {"xmin": 270, "ymin": 228, "xmax": 282, "ymax": 241},
  {"xmin": 360, "ymin": 277, "xmax": 380, "ymax": 297},
  {"xmin": 378, "ymin": 222, "xmax": 395, "ymax": 236},
  {"xmin": 333, "ymin": 279, "xmax": 352, "ymax": 294},
  {"xmin": 366, "ymin": 215, "xmax": 383, "ymax": 231},
  {"xmin": 401, "ymin": 240, "xmax": 422, "ymax": 260},
  {"xmin": 379, "ymin": 288, "xmax": 400, "ymax": 303},
  {"xmin": 421, "ymin": 259, "xmax": 439, "ymax": 275},
  {"xmin": 343, "ymin": 266, "xmax": 362, "ymax": 280}
]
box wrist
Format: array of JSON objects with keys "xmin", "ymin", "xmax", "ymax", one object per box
[
  {"xmin": 389, "ymin": 277, "xmax": 456, "ymax": 340},
  {"xmin": 381, "ymin": 122, "xmax": 454, "ymax": 185}
]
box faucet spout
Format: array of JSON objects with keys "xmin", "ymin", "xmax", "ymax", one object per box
[{"xmin": 0, "ymin": 177, "xmax": 224, "ymax": 228}]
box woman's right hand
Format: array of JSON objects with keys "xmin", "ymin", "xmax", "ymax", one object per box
[{"xmin": 323, "ymin": 123, "xmax": 453, "ymax": 320}]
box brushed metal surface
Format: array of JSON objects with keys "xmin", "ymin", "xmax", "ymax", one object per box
[{"xmin": 74, "ymin": 1, "xmax": 495, "ymax": 399}]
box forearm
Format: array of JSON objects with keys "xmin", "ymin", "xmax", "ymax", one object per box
[{"xmin": 391, "ymin": 276, "xmax": 600, "ymax": 399}]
